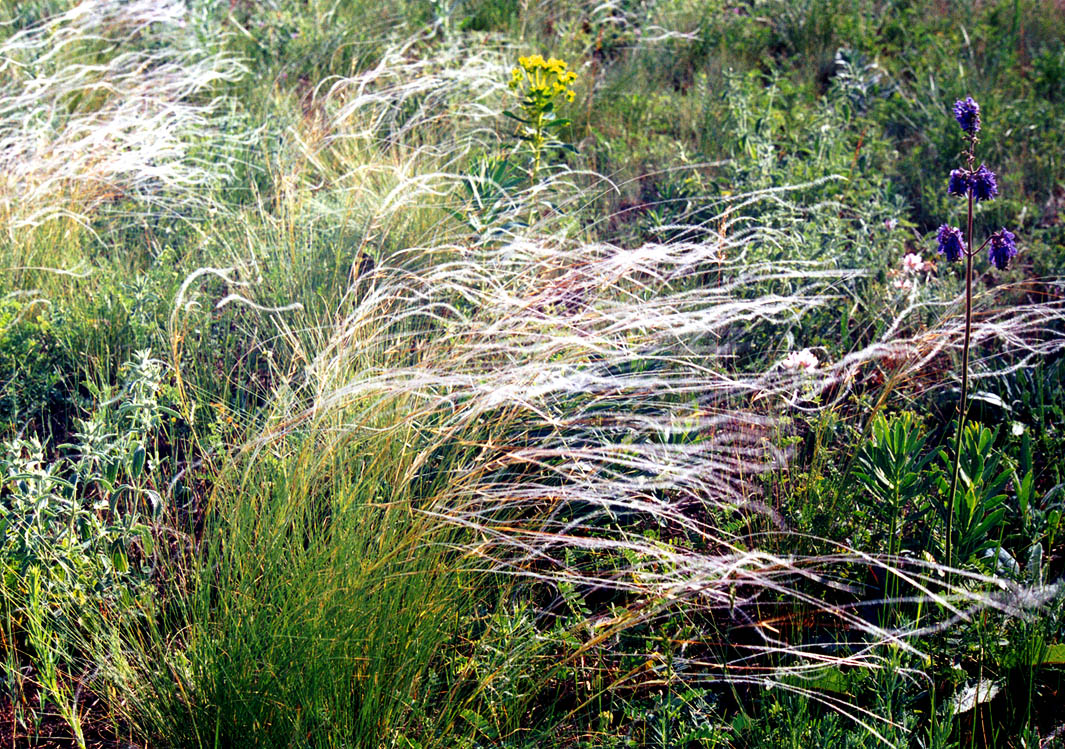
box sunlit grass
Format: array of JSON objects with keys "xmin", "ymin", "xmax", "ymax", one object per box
[{"xmin": 2, "ymin": 1, "xmax": 1064, "ymax": 746}]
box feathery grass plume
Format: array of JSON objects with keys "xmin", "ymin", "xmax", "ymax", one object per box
[
  {"xmin": 161, "ymin": 38, "xmax": 1065, "ymax": 740},
  {"xmin": 273, "ymin": 231, "xmax": 1065, "ymax": 743},
  {"xmin": 0, "ymin": 0, "xmax": 245, "ymax": 246},
  {"xmin": 112, "ymin": 32, "xmax": 1065, "ymax": 746},
  {"xmin": 320, "ymin": 39, "xmax": 511, "ymax": 152}
]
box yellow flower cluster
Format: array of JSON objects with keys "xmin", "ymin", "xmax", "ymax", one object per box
[{"xmin": 509, "ymin": 54, "xmax": 578, "ymax": 103}]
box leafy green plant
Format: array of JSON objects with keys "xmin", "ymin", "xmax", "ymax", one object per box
[
  {"xmin": 1, "ymin": 350, "xmax": 166, "ymax": 741},
  {"xmin": 854, "ymin": 412, "xmax": 932, "ymax": 560},
  {"xmin": 1, "ymin": 350, "xmax": 163, "ymax": 614},
  {"xmin": 0, "ymin": 297, "xmax": 71, "ymax": 434},
  {"xmin": 452, "ymin": 152, "xmax": 526, "ymax": 236},
  {"xmin": 506, "ymin": 54, "xmax": 578, "ymax": 187},
  {"xmin": 932, "ymin": 423, "xmax": 1011, "ymax": 567}
]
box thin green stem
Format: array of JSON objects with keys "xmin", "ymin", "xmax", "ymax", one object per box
[
  {"xmin": 946, "ymin": 188, "xmax": 975, "ymax": 571},
  {"xmin": 529, "ymin": 109, "xmax": 544, "ymax": 224},
  {"xmin": 530, "ymin": 110, "xmax": 543, "ymax": 185},
  {"xmin": 886, "ymin": 487, "xmax": 899, "ymax": 627}
]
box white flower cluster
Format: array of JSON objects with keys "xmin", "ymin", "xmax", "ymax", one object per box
[{"xmin": 781, "ymin": 348, "xmax": 818, "ymax": 372}]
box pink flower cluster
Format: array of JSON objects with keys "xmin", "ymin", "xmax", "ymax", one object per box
[{"xmin": 891, "ymin": 252, "xmax": 935, "ymax": 291}]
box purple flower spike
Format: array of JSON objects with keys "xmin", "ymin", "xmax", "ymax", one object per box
[
  {"xmin": 953, "ymin": 96, "xmax": 981, "ymax": 134},
  {"xmin": 936, "ymin": 224, "xmax": 965, "ymax": 262},
  {"xmin": 948, "ymin": 168, "xmax": 970, "ymax": 197},
  {"xmin": 970, "ymin": 164, "xmax": 998, "ymax": 202},
  {"xmin": 988, "ymin": 229, "xmax": 1017, "ymax": 270}
]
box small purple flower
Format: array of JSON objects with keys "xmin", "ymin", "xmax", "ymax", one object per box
[
  {"xmin": 936, "ymin": 224, "xmax": 965, "ymax": 262},
  {"xmin": 970, "ymin": 164, "xmax": 998, "ymax": 202},
  {"xmin": 988, "ymin": 229, "xmax": 1017, "ymax": 270},
  {"xmin": 948, "ymin": 168, "xmax": 970, "ymax": 197},
  {"xmin": 953, "ymin": 97, "xmax": 981, "ymax": 134}
]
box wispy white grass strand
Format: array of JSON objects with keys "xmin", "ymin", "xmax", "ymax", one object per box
[
  {"xmin": 174, "ymin": 34, "xmax": 1065, "ymax": 734},
  {"xmin": 0, "ymin": 0, "xmax": 245, "ymax": 236}
]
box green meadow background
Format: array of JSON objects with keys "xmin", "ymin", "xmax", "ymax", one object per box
[{"xmin": 1, "ymin": 1, "xmax": 1063, "ymax": 746}]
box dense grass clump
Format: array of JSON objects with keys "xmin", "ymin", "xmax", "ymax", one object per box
[{"xmin": 2, "ymin": 1, "xmax": 1064, "ymax": 747}]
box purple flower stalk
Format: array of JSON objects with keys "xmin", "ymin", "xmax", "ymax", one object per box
[
  {"xmin": 953, "ymin": 96, "xmax": 981, "ymax": 134},
  {"xmin": 936, "ymin": 224, "xmax": 964, "ymax": 262},
  {"xmin": 940, "ymin": 96, "xmax": 1017, "ymax": 572},
  {"xmin": 988, "ymin": 229, "xmax": 1017, "ymax": 270}
]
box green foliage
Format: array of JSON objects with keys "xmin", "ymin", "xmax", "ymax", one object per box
[
  {"xmin": 1, "ymin": 350, "xmax": 163, "ymax": 614},
  {"xmin": 2, "ymin": 0, "xmax": 1064, "ymax": 746},
  {"xmin": 854, "ymin": 412, "xmax": 932, "ymax": 555},
  {"xmin": 933, "ymin": 423, "xmax": 1011, "ymax": 566},
  {"xmin": 0, "ymin": 298, "xmax": 70, "ymax": 434},
  {"xmin": 212, "ymin": 0, "xmax": 428, "ymax": 84},
  {"xmin": 452, "ymin": 153, "xmax": 526, "ymax": 236},
  {"xmin": 95, "ymin": 410, "xmax": 532, "ymax": 748},
  {"xmin": 1, "ymin": 350, "xmax": 166, "ymax": 739},
  {"xmin": 506, "ymin": 54, "xmax": 579, "ymax": 187}
]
